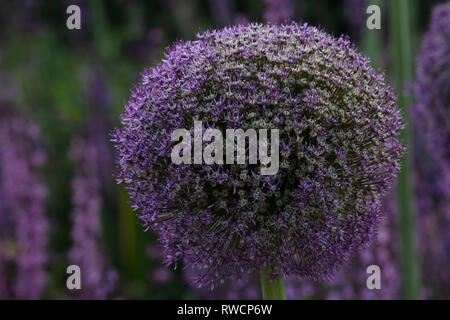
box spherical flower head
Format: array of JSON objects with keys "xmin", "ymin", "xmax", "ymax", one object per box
[
  {"xmin": 412, "ymin": 2, "xmax": 450, "ymax": 185},
  {"xmin": 113, "ymin": 22, "xmax": 404, "ymax": 289}
]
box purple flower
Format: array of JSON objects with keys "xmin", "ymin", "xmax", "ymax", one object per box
[
  {"xmin": 412, "ymin": 2, "xmax": 450, "ymax": 191},
  {"xmin": 411, "ymin": 3, "xmax": 450, "ymax": 298},
  {"xmin": 0, "ymin": 108, "xmax": 48, "ymax": 299},
  {"xmin": 113, "ymin": 23, "xmax": 405, "ymax": 290},
  {"xmin": 285, "ymin": 140, "xmax": 449, "ymax": 300},
  {"xmin": 414, "ymin": 137, "xmax": 450, "ymax": 299},
  {"xmin": 200, "ymin": 195, "xmax": 402, "ymax": 300}
]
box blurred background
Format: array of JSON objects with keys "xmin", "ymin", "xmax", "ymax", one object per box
[{"xmin": 0, "ymin": 0, "xmax": 448, "ymax": 299}]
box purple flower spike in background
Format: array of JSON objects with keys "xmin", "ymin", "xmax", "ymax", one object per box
[
  {"xmin": 0, "ymin": 108, "xmax": 48, "ymax": 300},
  {"xmin": 414, "ymin": 138, "xmax": 450, "ymax": 299},
  {"xmin": 411, "ymin": 3, "xmax": 450, "ymax": 299},
  {"xmin": 68, "ymin": 135, "xmax": 116, "ymax": 299},
  {"xmin": 112, "ymin": 22, "xmax": 405, "ymax": 296},
  {"xmin": 412, "ymin": 2, "xmax": 450, "ymax": 190}
]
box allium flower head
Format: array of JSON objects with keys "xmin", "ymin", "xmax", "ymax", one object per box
[{"xmin": 113, "ymin": 22, "xmax": 404, "ymax": 289}]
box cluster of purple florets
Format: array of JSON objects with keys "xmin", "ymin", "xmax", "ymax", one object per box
[{"xmin": 113, "ymin": 22, "xmax": 404, "ymax": 289}]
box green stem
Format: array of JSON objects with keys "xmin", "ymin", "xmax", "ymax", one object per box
[
  {"xmin": 260, "ymin": 268, "xmax": 287, "ymax": 300},
  {"xmin": 389, "ymin": 0, "xmax": 421, "ymax": 299}
]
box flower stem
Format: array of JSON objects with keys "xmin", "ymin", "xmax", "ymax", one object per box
[
  {"xmin": 260, "ymin": 268, "xmax": 287, "ymax": 300},
  {"xmin": 389, "ymin": 0, "xmax": 421, "ymax": 299}
]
